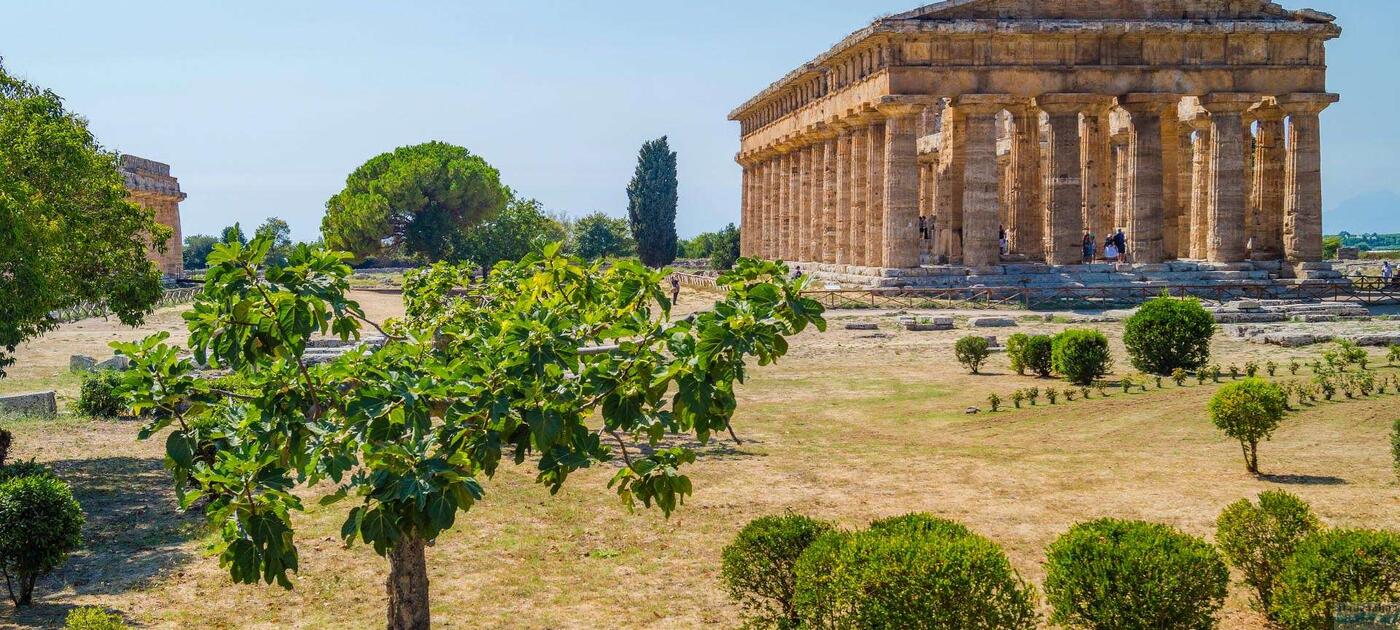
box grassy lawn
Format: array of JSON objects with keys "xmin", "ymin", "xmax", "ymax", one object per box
[{"xmin": 1, "ymin": 295, "xmax": 1398, "ymax": 629}]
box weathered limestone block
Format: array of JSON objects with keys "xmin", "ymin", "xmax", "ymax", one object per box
[
  {"xmin": 70, "ymin": 355, "xmax": 97, "ymax": 372},
  {"xmin": 846, "ymin": 322, "xmax": 880, "ymax": 331},
  {"xmin": 969, "ymin": 316, "xmax": 1017, "ymax": 328},
  {"xmin": 96, "ymin": 355, "xmax": 131, "ymax": 371},
  {"xmin": 0, "ymin": 391, "xmax": 57, "ymax": 418}
]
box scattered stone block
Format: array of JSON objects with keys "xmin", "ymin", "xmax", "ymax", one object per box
[
  {"xmin": 95, "ymin": 355, "xmax": 130, "ymax": 371},
  {"xmin": 0, "ymin": 391, "xmax": 57, "ymax": 418},
  {"xmin": 969, "ymin": 316, "xmax": 1017, "ymax": 328},
  {"xmin": 845, "ymin": 323, "xmax": 879, "ymax": 331},
  {"xmin": 69, "ymin": 355, "xmax": 97, "ymax": 372}
]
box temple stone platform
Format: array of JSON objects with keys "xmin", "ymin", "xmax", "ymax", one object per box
[{"xmin": 795, "ymin": 260, "xmax": 1345, "ymax": 290}]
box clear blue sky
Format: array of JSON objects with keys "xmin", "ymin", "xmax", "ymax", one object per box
[{"xmin": 2, "ymin": 0, "xmax": 1396, "ymax": 241}]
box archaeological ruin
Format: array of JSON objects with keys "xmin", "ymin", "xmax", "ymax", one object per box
[
  {"xmin": 120, "ymin": 154, "xmax": 187, "ymax": 278},
  {"xmin": 731, "ymin": 0, "xmax": 1341, "ymax": 288}
]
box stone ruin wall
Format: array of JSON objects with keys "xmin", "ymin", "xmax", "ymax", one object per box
[{"xmin": 120, "ymin": 155, "xmax": 186, "ymax": 277}]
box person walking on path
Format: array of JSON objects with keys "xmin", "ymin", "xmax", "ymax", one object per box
[{"xmin": 669, "ymin": 274, "xmax": 681, "ymax": 305}]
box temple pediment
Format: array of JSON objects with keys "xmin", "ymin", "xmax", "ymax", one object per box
[{"xmin": 889, "ymin": 0, "xmax": 1335, "ymax": 22}]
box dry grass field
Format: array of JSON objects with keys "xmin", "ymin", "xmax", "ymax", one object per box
[{"xmin": 2, "ymin": 290, "xmax": 1398, "ymax": 629}]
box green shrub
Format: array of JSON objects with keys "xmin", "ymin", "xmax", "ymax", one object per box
[
  {"xmin": 794, "ymin": 516, "xmax": 1037, "ymax": 629},
  {"xmin": 0, "ymin": 460, "xmax": 55, "ymax": 483},
  {"xmin": 1271, "ymin": 529, "xmax": 1400, "ymax": 630},
  {"xmin": 64, "ymin": 606, "xmax": 130, "ymax": 630},
  {"xmin": 1392, "ymin": 419, "xmax": 1399, "ymax": 482},
  {"xmin": 1172, "ymin": 368, "xmax": 1188, "ymax": 386},
  {"xmin": 1007, "ymin": 333, "xmax": 1029, "ymax": 375},
  {"xmin": 1011, "ymin": 390, "xmax": 1025, "ymax": 409},
  {"xmin": 1266, "ymin": 360, "xmax": 1278, "ymax": 377},
  {"xmin": 955, "ymin": 336, "xmax": 992, "ymax": 375},
  {"xmin": 1028, "ymin": 387, "xmax": 1041, "ymax": 405},
  {"xmin": 1046, "ymin": 389, "xmax": 1059, "ymax": 404},
  {"xmin": 1389, "ymin": 344, "xmax": 1400, "ymax": 366},
  {"xmin": 1044, "ymin": 518, "xmax": 1228, "ymax": 630},
  {"xmin": 1290, "ymin": 360, "xmax": 1302, "ymax": 376},
  {"xmin": 1021, "ymin": 335, "xmax": 1054, "ymax": 378},
  {"xmin": 0, "ymin": 428, "xmax": 9, "ymax": 467},
  {"xmin": 1052, "ymin": 329, "xmax": 1113, "ymax": 386},
  {"xmin": 1245, "ymin": 361, "xmax": 1260, "ymax": 378},
  {"xmin": 1216, "ymin": 491, "xmax": 1323, "ymax": 615},
  {"xmin": 1209, "ymin": 379, "xmax": 1288, "ymax": 475},
  {"xmin": 75, "ymin": 370, "xmax": 125, "ymax": 418},
  {"xmin": 1122, "ymin": 295, "xmax": 1215, "ymax": 375},
  {"xmin": 0, "ymin": 475, "xmax": 85, "ymax": 606},
  {"xmin": 988, "ymin": 393, "xmax": 1002, "ymax": 412},
  {"xmin": 722, "ymin": 514, "xmax": 834, "ymax": 629}
]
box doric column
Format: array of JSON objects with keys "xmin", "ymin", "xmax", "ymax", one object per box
[
  {"xmin": 1080, "ymin": 99, "xmax": 1114, "ymax": 249},
  {"xmin": 821, "ymin": 133, "xmax": 839, "ymax": 263},
  {"xmin": 1159, "ymin": 102, "xmax": 1183, "ymax": 259},
  {"xmin": 1176, "ymin": 123, "xmax": 1195, "ymax": 259},
  {"xmin": 879, "ymin": 103, "xmax": 923, "ymax": 269},
  {"xmin": 935, "ymin": 104, "xmax": 966, "ymax": 262},
  {"xmin": 760, "ymin": 157, "xmax": 775, "ymax": 258},
  {"xmin": 1187, "ymin": 116, "xmax": 1213, "ymax": 260},
  {"xmin": 787, "ymin": 147, "xmax": 802, "ymax": 260},
  {"xmin": 738, "ymin": 160, "xmax": 751, "ymax": 257},
  {"xmin": 849, "ymin": 118, "xmax": 870, "ymax": 266},
  {"xmin": 1250, "ymin": 103, "xmax": 1287, "ymax": 260},
  {"xmin": 796, "ymin": 142, "xmax": 811, "ymax": 263},
  {"xmin": 1036, "ymin": 94, "xmax": 1092, "ymax": 266},
  {"xmin": 867, "ymin": 119, "xmax": 887, "ymax": 267},
  {"xmin": 1007, "ymin": 101, "xmax": 1044, "ymax": 258},
  {"xmin": 1280, "ymin": 93, "xmax": 1339, "ymax": 263},
  {"xmin": 834, "ymin": 126, "xmax": 854, "ymax": 265},
  {"xmin": 1111, "ymin": 130, "xmax": 1130, "ymax": 235},
  {"xmin": 958, "ymin": 95, "xmax": 1014, "ymax": 268},
  {"xmin": 1121, "ymin": 94, "xmax": 1179, "ymax": 264},
  {"xmin": 769, "ymin": 153, "xmax": 784, "ymax": 259},
  {"xmin": 1203, "ymin": 93, "xmax": 1256, "ymax": 263}
]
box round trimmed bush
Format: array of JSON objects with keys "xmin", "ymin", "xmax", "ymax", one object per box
[
  {"xmin": 1007, "ymin": 334, "xmax": 1030, "ymax": 375},
  {"xmin": 76, "ymin": 370, "xmax": 125, "ymax": 418},
  {"xmin": 1123, "ymin": 295, "xmax": 1216, "ymax": 375},
  {"xmin": 1052, "ymin": 329, "xmax": 1113, "ymax": 386},
  {"xmin": 721, "ymin": 514, "xmax": 834, "ymax": 629},
  {"xmin": 795, "ymin": 516, "xmax": 1037, "ymax": 629},
  {"xmin": 1022, "ymin": 335, "xmax": 1054, "ymax": 378},
  {"xmin": 956, "ymin": 336, "xmax": 993, "ymax": 375},
  {"xmin": 1216, "ymin": 491, "xmax": 1322, "ymax": 614},
  {"xmin": 65, "ymin": 606, "xmax": 130, "ymax": 630},
  {"xmin": 1271, "ymin": 529, "xmax": 1400, "ymax": 630},
  {"xmin": 1209, "ymin": 379, "xmax": 1288, "ymax": 475},
  {"xmin": 1044, "ymin": 518, "xmax": 1228, "ymax": 630},
  {"xmin": 0, "ymin": 474, "xmax": 85, "ymax": 606}
]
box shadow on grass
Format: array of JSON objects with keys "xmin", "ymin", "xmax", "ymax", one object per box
[
  {"xmin": 2, "ymin": 456, "xmax": 201, "ymax": 628},
  {"xmin": 1260, "ymin": 473, "xmax": 1348, "ymax": 486}
]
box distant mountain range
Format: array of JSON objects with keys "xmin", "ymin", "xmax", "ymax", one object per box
[{"xmin": 1325, "ymin": 189, "xmax": 1400, "ymax": 234}]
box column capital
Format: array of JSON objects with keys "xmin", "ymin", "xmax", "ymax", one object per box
[
  {"xmin": 1035, "ymin": 93, "xmax": 1115, "ymax": 115},
  {"xmin": 1200, "ymin": 93, "xmax": 1260, "ymax": 114},
  {"xmin": 1120, "ymin": 93, "xmax": 1180, "ymax": 114},
  {"xmin": 1277, "ymin": 92, "xmax": 1340, "ymax": 116},
  {"xmin": 1248, "ymin": 101, "xmax": 1287, "ymax": 122},
  {"xmin": 809, "ymin": 122, "xmax": 840, "ymax": 141},
  {"xmin": 953, "ymin": 93, "xmax": 1017, "ymax": 114}
]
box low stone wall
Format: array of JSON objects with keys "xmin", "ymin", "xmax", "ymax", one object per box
[{"xmin": 0, "ymin": 391, "xmax": 57, "ymax": 418}]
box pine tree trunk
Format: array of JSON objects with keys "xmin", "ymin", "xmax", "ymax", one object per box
[{"xmin": 386, "ymin": 533, "xmax": 430, "ymax": 630}]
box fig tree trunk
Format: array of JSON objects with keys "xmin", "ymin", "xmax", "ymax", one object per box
[{"xmin": 386, "ymin": 532, "xmax": 430, "ymax": 630}]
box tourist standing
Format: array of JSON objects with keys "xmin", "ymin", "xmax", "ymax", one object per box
[
  {"xmin": 1383, "ymin": 260, "xmax": 1394, "ymax": 285},
  {"xmin": 999, "ymin": 225, "xmax": 1008, "ymax": 255},
  {"xmin": 670, "ymin": 274, "xmax": 681, "ymax": 304},
  {"xmin": 1113, "ymin": 229, "xmax": 1127, "ymax": 262},
  {"xmin": 1104, "ymin": 240, "xmax": 1118, "ymax": 262},
  {"xmin": 1082, "ymin": 232, "xmax": 1096, "ymax": 264}
]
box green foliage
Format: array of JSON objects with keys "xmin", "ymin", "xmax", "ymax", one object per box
[
  {"xmin": 1271, "ymin": 529, "xmax": 1400, "ymax": 630},
  {"xmin": 627, "ymin": 136, "xmax": 678, "ymax": 267},
  {"xmin": 1052, "ymin": 329, "xmax": 1113, "ymax": 386},
  {"xmin": 708, "ymin": 224, "xmax": 742, "ymax": 271},
  {"xmin": 1390, "ymin": 344, "xmax": 1400, "ymax": 366},
  {"xmin": 955, "ymin": 336, "xmax": 992, "ymax": 374},
  {"xmin": 64, "ymin": 607, "xmax": 130, "ymax": 630},
  {"xmin": 0, "ymin": 460, "xmax": 54, "ymax": 483},
  {"xmin": 722, "ymin": 514, "xmax": 834, "ymax": 629},
  {"xmin": 114, "ymin": 235, "xmax": 822, "ymax": 625},
  {"xmin": 0, "ymin": 474, "xmax": 85, "ymax": 606},
  {"xmin": 1007, "ymin": 334, "xmax": 1029, "ymax": 375},
  {"xmin": 793, "ymin": 515, "xmax": 1038, "ymax": 629},
  {"xmin": 1010, "ymin": 389, "xmax": 1025, "ymax": 408},
  {"xmin": 1209, "ymin": 379, "xmax": 1288, "ymax": 475},
  {"xmin": 321, "ymin": 141, "xmax": 508, "ymax": 262},
  {"xmin": 1172, "ymin": 368, "xmax": 1189, "ymax": 386},
  {"xmin": 0, "ymin": 428, "xmax": 9, "ymax": 467},
  {"xmin": 183, "ymin": 234, "xmax": 219, "ymax": 270},
  {"xmin": 988, "ymin": 393, "xmax": 1002, "ymax": 411},
  {"xmin": 1044, "ymin": 518, "xmax": 1228, "ymax": 630},
  {"xmin": 1027, "ymin": 387, "xmax": 1041, "ymax": 405},
  {"xmin": 1013, "ymin": 334, "xmax": 1054, "ymax": 378},
  {"xmin": 1216, "ymin": 491, "xmax": 1323, "ymax": 614},
  {"xmin": 1392, "ymin": 419, "xmax": 1400, "ymax": 482},
  {"xmin": 220, "ymin": 223, "xmax": 248, "ymax": 247},
  {"xmin": 0, "ymin": 61, "xmax": 167, "ymax": 378},
  {"xmin": 571, "ymin": 212, "xmax": 636, "ymax": 261},
  {"xmin": 1122, "ymin": 295, "xmax": 1216, "ymax": 375},
  {"xmin": 1046, "ymin": 388, "xmax": 1059, "ymax": 404},
  {"xmin": 75, "ymin": 370, "xmax": 125, "ymax": 418},
  {"xmin": 452, "ymin": 197, "xmax": 567, "ymax": 269},
  {"xmin": 1322, "ymin": 235, "xmax": 1341, "ymax": 260},
  {"xmin": 1245, "ymin": 361, "xmax": 1260, "ymax": 378},
  {"xmin": 253, "ymin": 217, "xmax": 293, "ymax": 265}
]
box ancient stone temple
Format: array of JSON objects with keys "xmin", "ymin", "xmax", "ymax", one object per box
[
  {"xmin": 730, "ymin": 0, "xmax": 1340, "ymax": 286},
  {"xmin": 120, "ymin": 155, "xmax": 187, "ymax": 277}
]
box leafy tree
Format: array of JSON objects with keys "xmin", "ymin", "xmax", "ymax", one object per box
[
  {"xmin": 0, "ymin": 474, "xmax": 85, "ymax": 607},
  {"xmin": 1052, "ymin": 329, "xmax": 1113, "ymax": 386},
  {"xmin": 955, "ymin": 336, "xmax": 992, "ymax": 374},
  {"xmin": 1216, "ymin": 491, "xmax": 1322, "ymax": 615},
  {"xmin": 1122, "ymin": 295, "xmax": 1216, "ymax": 375},
  {"xmin": 708, "ymin": 224, "xmax": 742, "ymax": 271},
  {"xmin": 572, "ymin": 212, "xmax": 635, "ymax": 260},
  {"xmin": 115, "ymin": 236, "xmax": 823, "ymax": 629},
  {"xmin": 183, "ymin": 234, "xmax": 219, "ymax": 270},
  {"xmin": 627, "ymin": 136, "xmax": 678, "ymax": 267},
  {"xmin": 1271, "ymin": 529, "xmax": 1400, "ymax": 629},
  {"xmin": 220, "ymin": 222, "xmax": 247, "ymax": 247},
  {"xmin": 0, "ymin": 61, "xmax": 167, "ymax": 377},
  {"xmin": 1209, "ymin": 379, "xmax": 1288, "ymax": 475},
  {"xmin": 723, "ymin": 514, "xmax": 833, "ymax": 629},
  {"xmin": 321, "ymin": 141, "xmax": 508, "ymax": 262},
  {"xmin": 453, "ymin": 197, "xmax": 567, "ymax": 269},
  {"xmin": 254, "ymin": 217, "xmax": 293, "ymax": 265}
]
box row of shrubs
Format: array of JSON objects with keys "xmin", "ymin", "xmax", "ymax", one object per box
[
  {"xmin": 723, "ymin": 492, "xmax": 1400, "ymax": 629},
  {"xmin": 957, "ymin": 329, "xmax": 1113, "ymax": 386}
]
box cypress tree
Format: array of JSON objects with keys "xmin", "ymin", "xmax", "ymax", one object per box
[{"xmin": 627, "ymin": 136, "xmax": 679, "ymax": 267}]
